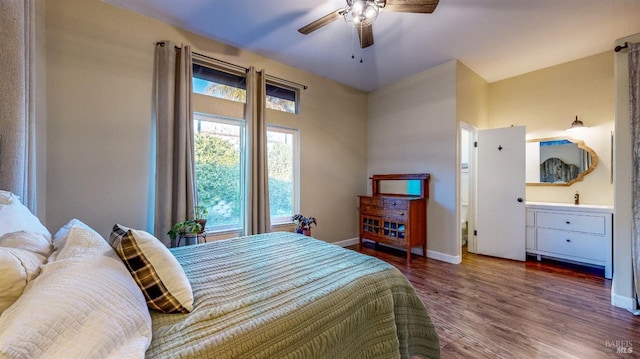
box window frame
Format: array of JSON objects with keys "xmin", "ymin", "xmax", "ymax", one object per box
[
  {"xmin": 192, "ymin": 57, "xmax": 248, "ymax": 104},
  {"xmin": 193, "ymin": 112, "xmax": 247, "ymax": 234},
  {"xmin": 191, "ymin": 57, "xmax": 302, "ymax": 233},
  {"xmin": 265, "ymin": 80, "xmax": 300, "ymax": 114}
]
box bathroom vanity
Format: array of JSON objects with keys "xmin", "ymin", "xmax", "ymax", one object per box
[{"xmin": 526, "ymin": 202, "xmax": 613, "ymax": 278}]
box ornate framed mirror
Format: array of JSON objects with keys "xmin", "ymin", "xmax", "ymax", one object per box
[{"xmin": 526, "ymin": 136, "xmax": 598, "ymax": 186}]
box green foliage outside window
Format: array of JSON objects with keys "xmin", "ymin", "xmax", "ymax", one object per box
[
  {"xmin": 195, "ymin": 132, "xmax": 241, "ymax": 228},
  {"xmin": 194, "ymin": 124, "xmax": 295, "ymax": 230},
  {"xmin": 267, "ymin": 135, "xmax": 294, "ymax": 220}
]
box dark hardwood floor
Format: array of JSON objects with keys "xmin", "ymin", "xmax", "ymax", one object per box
[{"xmin": 348, "ymin": 242, "xmax": 640, "ymax": 358}]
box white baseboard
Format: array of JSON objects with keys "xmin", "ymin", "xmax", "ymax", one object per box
[
  {"xmin": 354, "ymin": 239, "xmax": 461, "ymax": 264},
  {"xmin": 611, "ymin": 293, "xmax": 640, "ymax": 315},
  {"xmin": 426, "ymin": 249, "xmax": 462, "ymax": 264},
  {"xmin": 333, "ymin": 237, "xmax": 359, "ymax": 247}
]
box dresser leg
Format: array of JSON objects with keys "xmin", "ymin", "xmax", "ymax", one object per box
[{"xmin": 422, "ymin": 243, "xmax": 426, "ymax": 258}]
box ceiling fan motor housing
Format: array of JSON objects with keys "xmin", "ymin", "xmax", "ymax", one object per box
[{"xmin": 344, "ymin": 0, "xmax": 380, "ymax": 27}]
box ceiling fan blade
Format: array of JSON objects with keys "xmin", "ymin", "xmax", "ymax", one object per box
[
  {"xmin": 358, "ymin": 24, "xmax": 374, "ymax": 48},
  {"xmin": 298, "ymin": 9, "xmax": 343, "ymax": 34},
  {"xmin": 383, "ymin": 0, "xmax": 439, "ymax": 13}
]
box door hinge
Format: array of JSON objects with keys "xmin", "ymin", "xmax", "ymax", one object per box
[
  {"xmin": 474, "ymin": 141, "xmax": 478, "ymax": 148},
  {"xmin": 474, "ymin": 230, "xmax": 477, "ymax": 236}
]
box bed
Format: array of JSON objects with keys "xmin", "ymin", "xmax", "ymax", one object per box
[{"xmin": 0, "ymin": 191, "xmax": 440, "ymax": 358}]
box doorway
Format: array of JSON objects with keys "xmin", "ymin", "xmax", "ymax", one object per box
[{"xmin": 460, "ymin": 123, "xmax": 476, "ymax": 254}]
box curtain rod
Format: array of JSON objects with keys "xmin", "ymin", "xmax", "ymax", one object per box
[
  {"xmin": 157, "ymin": 42, "xmax": 308, "ymax": 90},
  {"xmin": 614, "ymin": 41, "xmax": 637, "ymax": 52}
]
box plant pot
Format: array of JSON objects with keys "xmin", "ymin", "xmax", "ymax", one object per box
[
  {"xmin": 296, "ymin": 228, "xmax": 303, "ymax": 234},
  {"xmin": 302, "ymin": 229, "xmax": 311, "ymax": 236},
  {"xmin": 181, "ymin": 234, "xmax": 198, "ymax": 246}
]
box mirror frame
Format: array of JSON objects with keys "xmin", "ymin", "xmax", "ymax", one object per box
[
  {"xmin": 527, "ymin": 136, "xmax": 598, "ymax": 187},
  {"xmin": 371, "ymin": 173, "xmax": 430, "ymax": 198}
]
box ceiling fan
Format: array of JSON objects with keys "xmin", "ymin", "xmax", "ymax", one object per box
[{"xmin": 298, "ymin": 0, "xmax": 439, "ymax": 49}]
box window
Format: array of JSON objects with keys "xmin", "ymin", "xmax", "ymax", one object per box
[
  {"xmin": 265, "ymin": 83, "xmax": 298, "ymax": 114},
  {"xmin": 192, "ymin": 61, "xmax": 300, "ymax": 233},
  {"xmin": 193, "ymin": 63, "xmax": 246, "ymax": 103},
  {"xmin": 194, "ymin": 62, "xmax": 299, "ymax": 113},
  {"xmin": 267, "ymin": 126, "xmax": 299, "ymax": 224},
  {"xmin": 193, "ymin": 113, "xmax": 245, "ymax": 231}
]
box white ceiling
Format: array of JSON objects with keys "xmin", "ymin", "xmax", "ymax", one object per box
[{"xmin": 104, "ymin": 0, "xmax": 640, "ymax": 92}]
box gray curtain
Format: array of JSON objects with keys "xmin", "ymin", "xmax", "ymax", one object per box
[
  {"xmin": 0, "ymin": 0, "xmax": 37, "ymax": 211},
  {"xmin": 630, "ymin": 42, "xmax": 640, "ymax": 307},
  {"xmin": 244, "ymin": 67, "xmax": 271, "ymax": 235},
  {"xmin": 154, "ymin": 41, "xmax": 197, "ymax": 247}
]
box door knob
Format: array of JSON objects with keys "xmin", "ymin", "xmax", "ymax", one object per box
[{"xmin": 517, "ymin": 198, "xmax": 524, "ymax": 203}]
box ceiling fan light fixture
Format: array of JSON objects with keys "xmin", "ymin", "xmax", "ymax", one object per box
[{"xmin": 344, "ymin": 0, "xmax": 379, "ymax": 27}]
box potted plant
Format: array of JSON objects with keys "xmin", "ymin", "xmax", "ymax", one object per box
[
  {"xmin": 194, "ymin": 205, "xmax": 208, "ymax": 234},
  {"xmin": 292, "ymin": 214, "xmax": 317, "ymax": 236},
  {"xmin": 167, "ymin": 220, "xmax": 202, "ymax": 246}
]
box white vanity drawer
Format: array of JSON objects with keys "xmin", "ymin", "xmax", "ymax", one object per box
[
  {"xmin": 536, "ymin": 211, "xmax": 605, "ymax": 235},
  {"xmin": 536, "ymin": 228, "xmax": 605, "ymax": 262}
]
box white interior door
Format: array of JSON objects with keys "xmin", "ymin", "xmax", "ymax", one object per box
[{"xmin": 476, "ymin": 126, "xmax": 526, "ymax": 261}]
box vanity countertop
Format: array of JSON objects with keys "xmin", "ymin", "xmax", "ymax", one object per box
[{"xmin": 526, "ymin": 201, "xmax": 613, "ymax": 212}]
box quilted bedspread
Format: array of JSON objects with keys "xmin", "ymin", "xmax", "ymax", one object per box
[{"xmin": 147, "ymin": 232, "xmax": 440, "ymax": 358}]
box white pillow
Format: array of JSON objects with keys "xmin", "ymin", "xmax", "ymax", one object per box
[
  {"xmin": 110, "ymin": 224, "xmax": 193, "ymax": 313},
  {"xmin": 0, "ymin": 220, "xmax": 152, "ymax": 358},
  {"xmin": 0, "ymin": 231, "xmax": 53, "ymax": 257},
  {"xmin": 0, "ymin": 192, "xmax": 50, "ymax": 240},
  {"xmin": 53, "ymin": 219, "xmax": 117, "ymax": 261},
  {"xmin": 0, "ymin": 247, "xmax": 44, "ymax": 314},
  {"xmin": 0, "ymin": 190, "xmax": 14, "ymax": 205}
]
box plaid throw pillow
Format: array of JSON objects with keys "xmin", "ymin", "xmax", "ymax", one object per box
[{"xmin": 110, "ymin": 224, "xmax": 193, "ymax": 314}]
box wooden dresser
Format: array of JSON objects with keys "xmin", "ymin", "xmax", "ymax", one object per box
[{"xmin": 358, "ymin": 173, "xmax": 430, "ymax": 263}]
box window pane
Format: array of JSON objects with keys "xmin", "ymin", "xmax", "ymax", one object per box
[
  {"xmin": 193, "ymin": 63, "xmax": 247, "ymax": 103},
  {"xmin": 266, "ymin": 83, "xmax": 297, "ymax": 114},
  {"xmin": 267, "ymin": 128, "xmax": 296, "ymax": 224},
  {"xmin": 194, "ymin": 113, "xmax": 244, "ymax": 231}
]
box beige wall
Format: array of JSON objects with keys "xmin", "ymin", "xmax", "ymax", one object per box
[
  {"xmin": 456, "ymin": 61, "xmax": 490, "ymax": 129},
  {"xmin": 456, "ymin": 61, "xmax": 489, "ymax": 256},
  {"xmin": 489, "ymin": 52, "xmax": 615, "ymax": 206},
  {"xmin": 45, "ymin": 0, "xmax": 367, "ymax": 243},
  {"xmin": 368, "ymin": 60, "xmax": 459, "ymax": 262}
]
